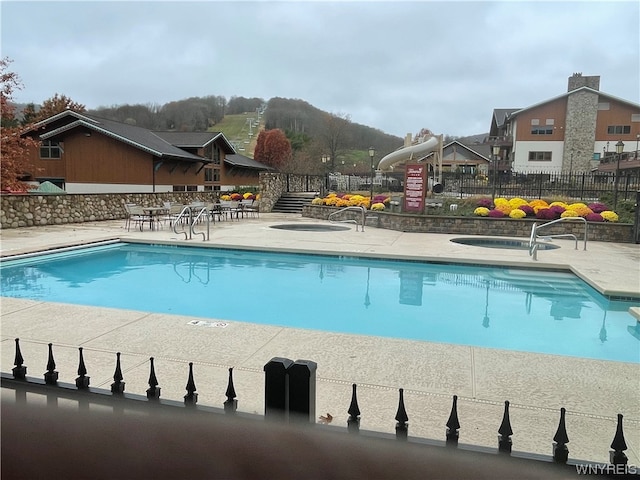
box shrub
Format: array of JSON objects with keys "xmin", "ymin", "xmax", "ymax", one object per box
[
  {"xmin": 488, "ymin": 209, "xmax": 505, "ymax": 218},
  {"xmin": 585, "ymin": 213, "xmax": 604, "ymax": 222},
  {"xmin": 474, "ymin": 207, "xmax": 490, "ymax": 216},
  {"xmin": 601, "ymin": 211, "xmax": 619, "ymax": 222},
  {"xmin": 509, "ymin": 209, "xmax": 526, "ymax": 219}
]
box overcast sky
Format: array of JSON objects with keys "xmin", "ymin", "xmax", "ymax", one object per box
[{"xmin": 2, "ymin": 1, "xmax": 638, "ymax": 139}]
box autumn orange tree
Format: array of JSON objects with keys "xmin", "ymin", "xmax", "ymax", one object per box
[
  {"xmin": 254, "ymin": 129, "xmax": 291, "ymax": 169},
  {"xmin": 35, "ymin": 92, "xmax": 85, "ymax": 121},
  {"xmin": 1, "ymin": 57, "xmax": 38, "ymax": 191}
]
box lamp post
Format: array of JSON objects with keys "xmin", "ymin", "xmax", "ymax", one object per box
[
  {"xmin": 491, "ymin": 143, "xmax": 500, "ymax": 200},
  {"xmin": 613, "ymin": 140, "xmax": 624, "ymax": 209},
  {"xmin": 368, "ymin": 147, "xmax": 376, "ymax": 204},
  {"xmin": 322, "ymin": 154, "xmax": 330, "ymax": 193}
]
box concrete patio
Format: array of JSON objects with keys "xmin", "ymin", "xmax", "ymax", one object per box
[{"xmin": 1, "ymin": 213, "xmax": 638, "ymax": 466}]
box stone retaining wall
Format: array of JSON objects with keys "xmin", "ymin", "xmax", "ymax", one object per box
[
  {"xmin": 303, "ymin": 205, "xmax": 634, "ymax": 243},
  {"xmin": 0, "ymin": 192, "xmax": 220, "ymax": 229}
]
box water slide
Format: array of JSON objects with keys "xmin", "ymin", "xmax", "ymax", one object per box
[
  {"xmin": 377, "ymin": 135, "xmax": 440, "ymax": 172},
  {"xmin": 377, "ymin": 135, "xmax": 443, "ymax": 192}
]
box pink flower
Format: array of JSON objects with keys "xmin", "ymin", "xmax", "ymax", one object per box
[
  {"xmin": 518, "ymin": 205, "xmax": 535, "ymax": 216},
  {"xmin": 585, "ymin": 213, "xmax": 604, "ymax": 222},
  {"xmin": 588, "ymin": 202, "xmax": 608, "ymax": 213},
  {"xmin": 488, "ymin": 209, "xmax": 505, "ymax": 218}
]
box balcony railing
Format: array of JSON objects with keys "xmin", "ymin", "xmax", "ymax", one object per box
[{"xmin": 1, "ymin": 338, "xmax": 633, "ymax": 477}]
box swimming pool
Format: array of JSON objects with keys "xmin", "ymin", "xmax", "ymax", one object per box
[{"xmin": 1, "ymin": 242, "xmax": 638, "ymax": 363}]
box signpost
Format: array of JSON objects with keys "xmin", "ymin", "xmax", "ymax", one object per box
[{"xmin": 403, "ymin": 164, "xmax": 426, "ymax": 213}]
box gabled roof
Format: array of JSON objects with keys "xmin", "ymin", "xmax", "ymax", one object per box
[
  {"xmin": 153, "ymin": 131, "xmax": 236, "ymax": 154},
  {"xmin": 508, "ymin": 86, "xmax": 640, "ymax": 119},
  {"xmin": 225, "ymin": 153, "xmax": 273, "ymax": 171},
  {"xmin": 31, "ymin": 111, "xmax": 208, "ymax": 162},
  {"xmin": 493, "ymin": 109, "xmax": 520, "ymax": 128},
  {"xmin": 443, "ymin": 140, "xmax": 491, "ymax": 162}
]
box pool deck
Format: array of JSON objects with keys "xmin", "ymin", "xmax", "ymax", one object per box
[{"xmin": 1, "ymin": 214, "xmax": 639, "ymax": 465}]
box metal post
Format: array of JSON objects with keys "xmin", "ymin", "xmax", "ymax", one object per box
[
  {"xmin": 491, "ymin": 143, "xmax": 500, "ymax": 200},
  {"xmin": 368, "ymin": 147, "xmax": 375, "ymax": 204},
  {"xmin": 614, "ymin": 140, "xmax": 625, "ymax": 209}
]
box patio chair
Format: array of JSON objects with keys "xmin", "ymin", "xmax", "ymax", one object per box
[
  {"xmin": 240, "ymin": 199, "xmax": 259, "ymax": 218},
  {"xmin": 124, "ymin": 203, "xmax": 150, "ymax": 231}
]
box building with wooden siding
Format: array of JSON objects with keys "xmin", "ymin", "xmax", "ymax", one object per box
[{"xmin": 23, "ymin": 111, "xmax": 271, "ymax": 193}]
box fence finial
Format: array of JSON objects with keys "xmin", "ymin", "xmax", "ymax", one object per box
[
  {"xmin": 553, "ymin": 407, "xmax": 569, "ymax": 463},
  {"xmin": 110, "ymin": 352, "xmax": 125, "ymax": 394},
  {"xmin": 75, "ymin": 347, "xmax": 90, "ymax": 389},
  {"xmin": 146, "ymin": 357, "xmax": 160, "ymax": 400},
  {"xmin": 498, "ymin": 400, "xmax": 513, "ymax": 453},
  {"xmin": 610, "ymin": 413, "xmax": 628, "ymax": 466},
  {"xmin": 184, "ymin": 362, "xmax": 198, "ymax": 405},
  {"xmin": 446, "ymin": 395, "xmax": 460, "ymax": 446},
  {"xmin": 44, "ymin": 343, "xmax": 58, "ymax": 385},
  {"xmin": 347, "ymin": 383, "xmax": 361, "ymax": 433},
  {"xmin": 395, "ymin": 388, "xmax": 409, "ymax": 441},
  {"xmin": 224, "ymin": 367, "xmax": 237, "ymax": 414},
  {"xmin": 12, "ymin": 338, "xmax": 27, "ymax": 379}
]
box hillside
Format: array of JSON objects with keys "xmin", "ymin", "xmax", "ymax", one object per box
[{"xmin": 210, "ymin": 112, "xmax": 263, "ymax": 157}]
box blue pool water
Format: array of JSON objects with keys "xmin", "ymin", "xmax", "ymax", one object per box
[{"xmin": 1, "ymin": 242, "xmax": 638, "ymax": 363}]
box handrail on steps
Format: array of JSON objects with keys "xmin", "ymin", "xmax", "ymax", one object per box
[
  {"xmin": 529, "ymin": 216, "xmax": 587, "ymax": 260},
  {"xmin": 328, "ymin": 206, "xmax": 369, "ymax": 231},
  {"xmin": 173, "ymin": 206, "xmax": 210, "ymax": 241}
]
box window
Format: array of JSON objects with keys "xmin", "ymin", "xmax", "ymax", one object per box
[
  {"xmin": 172, "ymin": 185, "xmax": 186, "ymax": 192},
  {"xmin": 213, "ymin": 147, "xmax": 221, "ymax": 165},
  {"xmin": 607, "ymin": 125, "xmax": 631, "ymax": 134},
  {"xmin": 186, "ymin": 185, "xmax": 197, "ymax": 192},
  {"xmin": 213, "ymin": 169, "xmax": 220, "ymax": 182},
  {"xmin": 204, "ymin": 168, "xmax": 213, "ymax": 182},
  {"xmin": 531, "ymin": 126, "xmax": 553, "ymax": 135},
  {"xmin": 530, "ymin": 119, "xmax": 540, "ymax": 126},
  {"xmin": 528, "ymin": 151, "xmax": 552, "ymax": 162},
  {"xmin": 40, "ymin": 140, "xmax": 61, "ymax": 159},
  {"xmin": 545, "ymin": 119, "xmax": 554, "ymax": 126}
]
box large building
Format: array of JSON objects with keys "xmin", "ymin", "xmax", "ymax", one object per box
[
  {"xmin": 22, "ymin": 111, "xmax": 271, "ymax": 193},
  {"xmin": 489, "ymin": 73, "xmax": 640, "ymax": 174}
]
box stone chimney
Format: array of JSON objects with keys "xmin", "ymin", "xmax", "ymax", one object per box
[{"xmin": 568, "ymin": 73, "xmax": 600, "ymax": 92}]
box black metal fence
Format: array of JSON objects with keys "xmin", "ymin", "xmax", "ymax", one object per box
[
  {"xmin": 441, "ymin": 171, "xmax": 640, "ymax": 204},
  {"xmin": 2, "ymin": 338, "xmax": 634, "ymax": 475}
]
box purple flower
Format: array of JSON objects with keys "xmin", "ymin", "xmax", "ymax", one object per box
[
  {"xmin": 588, "ymin": 202, "xmax": 608, "ymax": 213},
  {"xmin": 549, "ymin": 205, "xmax": 565, "ymax": 218},
  {"xmin": 373, "ymin": 195, "xmax": 388, "ymax": 203},
  {"xmin": 536, "ymin": 208, "xmax": 556, "ymax": 220},
  {"xmin": 518, "ymin": 205, "xmax": 534, "ymax": 216},
  {"xmin": 488, "ymin": 209, "xmax": 505, "ymax": 218},
  {"xmin": 477, "ymin": 197, "xmax": 493, "ymax": 208},
  {"xmin": 585, "ymin": 213, "xmax": 604, "ymax": 222}
]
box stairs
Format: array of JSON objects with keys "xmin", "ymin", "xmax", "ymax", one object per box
[{"xmin": 271, "ymin": 192, "xmax": 317, "ymax": 213}]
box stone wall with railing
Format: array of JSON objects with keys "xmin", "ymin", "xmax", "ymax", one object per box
[{"xmin": 303, "ymin": 205, "xmax": 634, "ymax": 243}]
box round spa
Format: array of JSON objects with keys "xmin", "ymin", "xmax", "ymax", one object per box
[{"xmin": 450, "ymin": 237, "xmax": 560, "ymax": 251}]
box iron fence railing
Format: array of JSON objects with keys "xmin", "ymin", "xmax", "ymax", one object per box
[
  {"xmin": 442, "ymin": 171, "xmax": 640, "ymax": 203},
  {"xmin": 2, "ymin": 338, "xmax": 633, "ymax": 475}
]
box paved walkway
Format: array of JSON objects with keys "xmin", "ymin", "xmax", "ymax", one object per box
[{"xmin": 1, "ymin": 214, "xmax": 638, "ymax": 465}]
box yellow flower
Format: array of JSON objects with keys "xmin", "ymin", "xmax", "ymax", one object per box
[
  {"xmin": 474, "ymin": 207, "xmax": 490, "ymax": 216},
  {"xmin": 508, "ymin": 197, "xmax": 528, "ymax": 208},
  {"xmin": 494, "ymin": 198, "xmax": 509, "ymax": 206},
  {"xmin": 549, "ymin": 201, "xmax": 568, "ymax": 208},
  {"xmin": 561, "ymin": 209, "xmax": 580, "ymax": 218},
  {"xmin": 371, "ymin": 202, "xmax": 385, "ymax": 211},
  {"xmin": 311, "ymin": 198, "xmax": 324, "ymax": 205},
  {"xmin": 601, "ymin": 211, "xmax": 619, "ymax": 222},
  {"xmin": 243, "ymin": 192, "xmax": 253, "ymax": 199},
  {"xmin": 220, "ymin": 194, "xmax": 231, "ymax": 201},
  {"xmin": 509, "ymin": 209, "xmax": 526, "ymax": 219}
]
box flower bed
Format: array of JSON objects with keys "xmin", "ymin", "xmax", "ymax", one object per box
[{"xmin": 473, "ymin": 197, "xmax": 619, "ymax": 222}]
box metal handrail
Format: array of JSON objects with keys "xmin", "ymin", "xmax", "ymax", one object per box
[
  {"xmin": 172, "ymin": 206, "xmax": 193, "ymax": 240},
  {"xmin": 328, "ymin": 206, "xmax": 367, "ymax": 231},
  {"xmin": 190, "ymin": 207, "xmax": 210, "ymax": 241},
  {"xmin": 172, "ymin": 206, "xmax": 210, "ymax": 241},
  {"xmin": 529, "ymin": 217, "xmax": 587, "ymax": 260}
]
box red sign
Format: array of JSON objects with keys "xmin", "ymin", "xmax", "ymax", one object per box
[{"xmin": 403, "ymin": 164, "xmax": 426, "ymax": 212}]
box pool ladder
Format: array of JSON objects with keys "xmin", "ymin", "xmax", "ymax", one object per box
[
  {"xmin": 172, "ymin": 206, "xmax": 210, "ymax": 241},
  {"xmin": 328, "ymin": 206, "xmax": 376, "ymax": 231},
  {"xmin": 528, "ymin": 217, "xmax": 587, "ymax": 260}
]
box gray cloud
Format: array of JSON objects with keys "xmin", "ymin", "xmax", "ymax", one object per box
[{"xmin": 2, "ymin": 1, "xmax": 638, "ymax": 139}]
